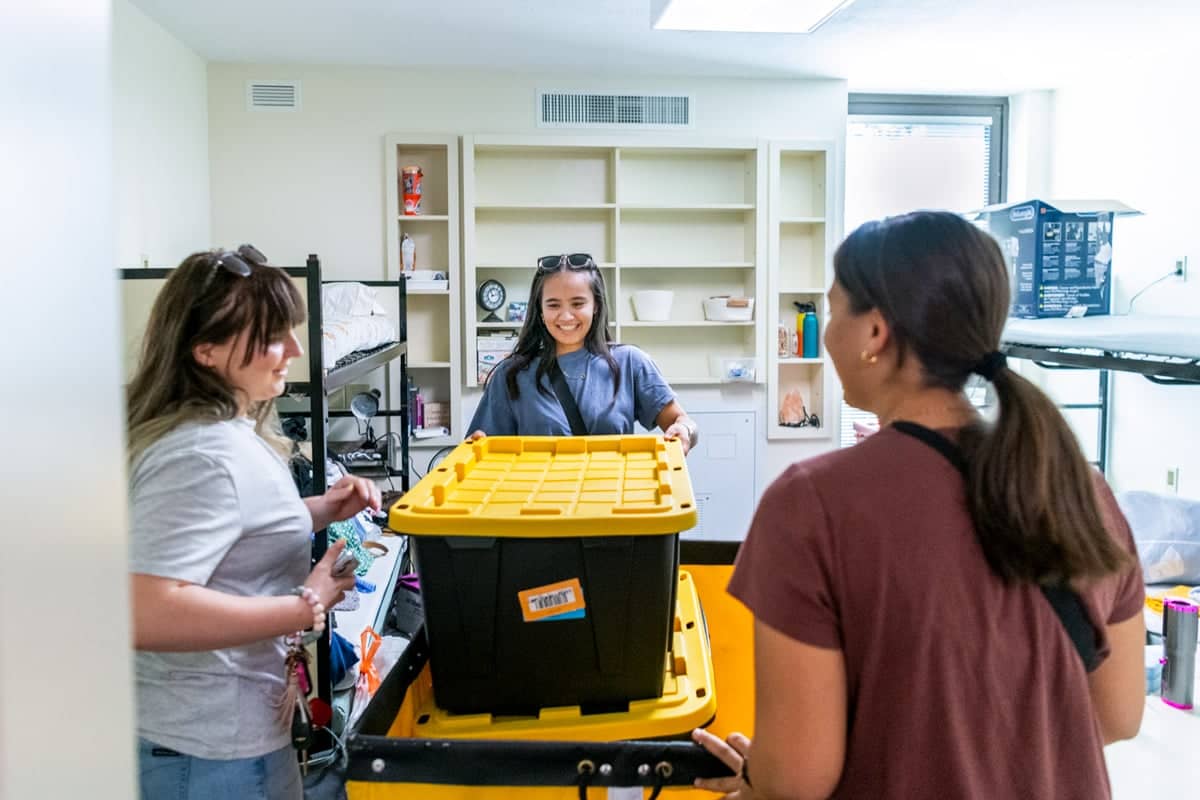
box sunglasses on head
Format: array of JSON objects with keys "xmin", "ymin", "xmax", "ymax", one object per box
[
  {"xmin": 211, "ymin": 244, "xmax": 268, "ymax": 278},
  {"xmin": 537, "ymin": 253, "xmax": 596, "ymax": 272}
]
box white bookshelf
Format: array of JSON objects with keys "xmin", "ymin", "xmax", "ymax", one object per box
[
  {"xmin": 384, "ymin": 133, "xmax": 461, "ymax": 446},
  {"xmin": 766, "ymin": 141, "xmax": 840, "ymax": 440},
  {"xmin": 462, "ymin": 135, "xmax": 767, "ymax": 387}
]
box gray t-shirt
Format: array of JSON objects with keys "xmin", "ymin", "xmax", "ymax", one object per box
[
  {"xmin": 130, "ymin": 418, "xmax": 311, "ymax": 760},
  {"xmin": 468, "ymin": 345, "xmax": 676, "ymax": 436}
]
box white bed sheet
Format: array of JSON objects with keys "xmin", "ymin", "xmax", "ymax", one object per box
[
  {"xmin": 1002, "ymin": 315, "xmax": 1200, "ymax": 360},
  {"xmin": 322, "ymin": 313, "xmax": 398, "ymax": 367}
]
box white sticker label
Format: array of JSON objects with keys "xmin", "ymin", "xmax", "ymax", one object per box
[
  {"xmin": 518, "ymin": 578, "xmax": 586, "ymax": 622},
  {"xmin": 529, "ymin": 586, "xmax": 575, "ymax": 613},
  {"xmin": 608, "ymin": 788, "xmax": 643, "ymax": 800}
]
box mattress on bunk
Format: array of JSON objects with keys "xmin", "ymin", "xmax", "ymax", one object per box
[
  {"xmin": 322, "ymin": 313, "xmax": 397, "ymax": 367},
  {"xmin": 1002, "ymin": 315, "xmax": 1200, "ymax": 360}
]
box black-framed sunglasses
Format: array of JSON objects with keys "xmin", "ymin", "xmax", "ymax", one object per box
[
  {"xmin": 537, "ymin": 253, "xmax": 596, "ymax": 272},
  {"xmin": 211, "ymin": 244, "xmax": 268, "ymax": 277}
]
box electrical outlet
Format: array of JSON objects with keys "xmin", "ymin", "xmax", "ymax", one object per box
[{"xmin": 1167, "ymin": 467, "xmax": 1181, "ymax": 493}]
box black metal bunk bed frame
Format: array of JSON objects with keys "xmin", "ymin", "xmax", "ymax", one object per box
[
  {"xmin": 281, "ymin": 255, "xmax": 410, "ymax": 751},
  {"xmin": 121, "ymin": 253, "xmax": 411, "ymax": 757},
  {"xmin": 1002, "ymin": 342, "xmax": 1200, "ymax": 384},
  {"xmin": 1001, "ymin": 338, "xmax": 1200, "ymax": 475}
]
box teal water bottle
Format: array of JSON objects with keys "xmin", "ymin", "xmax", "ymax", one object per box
[{"xmin": 802, "ymin": 302, "xmax": 819, "ymax": 358}]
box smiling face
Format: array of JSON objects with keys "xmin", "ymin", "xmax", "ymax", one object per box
[
  {"xmin": 195, "ymin": 326, "xmax": 304, "ymax": 415},
  {"xmin": 539, "ymin": 270, "xmax": 596, "ymax": 356}
]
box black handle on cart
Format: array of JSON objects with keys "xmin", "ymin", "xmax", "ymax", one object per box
[{"xmin": 345, "ymin": 735, "xmax": 734, "ymax": 787}]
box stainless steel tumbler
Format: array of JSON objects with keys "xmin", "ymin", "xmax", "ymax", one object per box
[{"xmin": 1161, "ymin": 599, "xmax": 1198, "ymax": 710}]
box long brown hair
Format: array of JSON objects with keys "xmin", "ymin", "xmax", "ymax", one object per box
[
  {"xmin": 497, "ymin": 257, "xmax": 619, "ymax": 401},
  {"xmin": 834, "ymin": 211, "xmax": 1128, "ymax": 585},
  {"xmin": 126, "ymin": 249, "xmax": 306, "ymax": 465}
]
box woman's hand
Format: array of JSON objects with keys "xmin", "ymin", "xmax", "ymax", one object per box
[
  {"xmin": 692, "ymin": 728, "xmax": 754, "ymax": 798},
  {"xmin": 656, "ymin": 403, "xmax": 696, "ymax": 456},
  {"xmin": 303, "ymin": 539, "xmax": 358, "ymax": 617},
  {"xmin": 663, "ymin": 418, "xmax": 696, "ymax": 456},
  {"xmin": 309, "ymin": 474, "xmax": 381, "ymax": 531},
  {"xmin": 468, "ymin": 430, "xmax": 486, "ymax": 442}
]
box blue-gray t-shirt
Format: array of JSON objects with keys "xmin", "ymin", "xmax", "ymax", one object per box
[{"xmin": 469, "ymin": 345, "xmax": 676, "ymax": 436}]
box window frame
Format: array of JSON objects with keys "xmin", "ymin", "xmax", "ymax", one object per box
[
  {"xmin": 847, "ymin": 93, "xmax": 1009, "ymax": 206},
  {"xmin": 840, "ymin": 94, "xmax": 1109, "ymax": 473},
  {"xmin": 839, "ymin": 94, "xmax": 1010, "ymax": 448}
]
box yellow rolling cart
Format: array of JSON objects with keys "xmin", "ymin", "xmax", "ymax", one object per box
[{"xmin": 344, "ymin": 436, "xmax": 751, "ymax": 798}]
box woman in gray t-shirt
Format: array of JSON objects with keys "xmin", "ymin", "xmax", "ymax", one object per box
[
  {"xmin": 127, "ymin": 247, "xmax": 377, "ymax": 799},
  {"xmin": 468, "ymin": 253, "xmax": 698, "ymax": 452}
]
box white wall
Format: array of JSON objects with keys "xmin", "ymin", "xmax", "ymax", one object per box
[
  {"xmin": 1006, "ymin": 90, "xmax": 1055, "ymax": 203},
  {"xmin": 0, "ymin": 2, "xmax": 136, "ymax": 798},
  {"xmin": 1033, "ymin": 82, "xmax": 1200, "ymax": 499},
  {"xmin": 207, "ymin": 64, "xmax": 849, "ymax": 511},
  {"xmin": 113, "ymin": 0, "xmax": 210, "ymax": 267}
]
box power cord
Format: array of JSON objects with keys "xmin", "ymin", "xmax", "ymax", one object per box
[
  {"xmin": 1128, "ymin": 263, "xmax": 1185, "ymax": 313},
  {"xmin": 300, "ymin": 724, "xmax": 348, "ymax": 772},
  {"xmin": 381, "ymin": 430, "xmax": 432, "ymax": 482}
]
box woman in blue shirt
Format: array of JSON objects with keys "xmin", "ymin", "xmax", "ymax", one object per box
[{"xmin": 469, "ymin": 253, "xmax": 697, "ymax": 453}]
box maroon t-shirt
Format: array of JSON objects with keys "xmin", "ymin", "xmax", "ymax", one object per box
[{"xmin": 729, "ymin": 425, "xmax": 1143, "ymax": 799}]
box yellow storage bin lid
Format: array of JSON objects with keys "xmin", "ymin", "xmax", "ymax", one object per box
[
  {"xmin": 394, "ymin": 570, "xmax": 716, "ymax": 742},
  {"xmin": 389, "ymin": 435, "xmax": 697, "ymax": 537}
]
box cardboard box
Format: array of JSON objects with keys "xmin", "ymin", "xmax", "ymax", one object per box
[
  {"xmin": 477, "ymin": 352, "xmax": 507, "ymax": 384},
  {"xmin": 477, "ymin": 333, "xmax": 517, "ymax": 384},
  {"xmin": 972, "ymin": 199, "xmax": 1141, "ymax": 318}
]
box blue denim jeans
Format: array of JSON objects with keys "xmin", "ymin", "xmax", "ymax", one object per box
[{"xmin": 138, "ymin": 738, "xmax": 302, "ymax": 800}]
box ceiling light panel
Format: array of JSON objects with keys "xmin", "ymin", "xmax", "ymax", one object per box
[{"xmin": 652, "ymin": 0, "xmax": 857, "ymax": 34}]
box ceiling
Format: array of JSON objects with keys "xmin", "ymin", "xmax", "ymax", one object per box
[{"xmin": 131, "ymin": 0, "xmax": 1196, "ymax": 93}]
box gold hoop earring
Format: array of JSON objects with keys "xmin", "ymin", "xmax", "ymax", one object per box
[{"xmin": 860, "ymin": 350, "xmax": 878, "ymax": 365}]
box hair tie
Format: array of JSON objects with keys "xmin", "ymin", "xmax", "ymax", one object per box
[{"xmin": 972, "ymin": 350, "xmax": 1008, "ymax": 381}]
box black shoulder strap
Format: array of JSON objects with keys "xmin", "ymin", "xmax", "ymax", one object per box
[
  {"xmin": 892, "ymin": 421, "xmax": 968, "ymax": 474},
  {"xmin": 548, "ymin": 362, "xmax": 588, "ymax": 436},
  {"xmin": 891, "ymin": 421, "xmax": 1102, "ymax": 673}
]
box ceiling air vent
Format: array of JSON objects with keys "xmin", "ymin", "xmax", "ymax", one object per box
[
  {"xmin": 247, "ymin": 81, "xmax": 301, "ymax": 112},
  {"xmin": 538, "ymin": 91, "xmax": 692, "ymax": 129}
]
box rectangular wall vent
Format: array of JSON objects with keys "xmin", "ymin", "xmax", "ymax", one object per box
[
  {"xmin": 538, "ymin": 91, "xmax": 692, "ymax": 128},
  {"xmin": 247, "ymin": 81, "xmax": 301, "ymax": 111}
]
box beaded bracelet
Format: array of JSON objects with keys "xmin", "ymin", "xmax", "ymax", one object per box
[{"xmin": 289, "ymin": 586, "xmax": 326, "ymax": 636}]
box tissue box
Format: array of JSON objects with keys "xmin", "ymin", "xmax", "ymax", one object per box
[{"xmin": 972, "ymin": 200, "xmax": 1140, "ymax": 319}]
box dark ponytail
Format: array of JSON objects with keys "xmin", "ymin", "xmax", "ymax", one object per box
[
  {"xmin": 835, "ymin": 211, "xmax": 1129, "ymax": 585},
  {"xmin": 963, "ymin": 366, "xmax": 1129, "ymax": 584}
]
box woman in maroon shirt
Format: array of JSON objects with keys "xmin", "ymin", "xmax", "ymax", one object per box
[{"xmin": 695, "ymin": 211, "xmax": 1145, "ymax": 799}]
